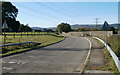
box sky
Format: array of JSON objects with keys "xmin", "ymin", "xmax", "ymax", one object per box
[{"xmin": 12, "ymin": 2, "xmax": 118, "ymax": 28}]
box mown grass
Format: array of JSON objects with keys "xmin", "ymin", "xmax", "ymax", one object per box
[
  {"xmin": 1, "ymin": 32, "xmax": 60, "ymax": 44},
  {"xmin": 0, "ymin": 32, "xmax": 64, "ymax": 56}
]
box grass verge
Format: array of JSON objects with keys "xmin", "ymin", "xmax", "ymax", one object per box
[
  {"xmin": 101, "ymin": 48, "xmax": 119, "ymax": 73},
  {"xmin": 94, "ymin": 37, "xmax": 119, "ymax": 73},
  {"xmin": 1, "ymin": 34, "xmax": 64, "ymax": 57}
]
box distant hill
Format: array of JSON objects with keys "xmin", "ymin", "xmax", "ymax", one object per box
[
  {"xmin": 71, "ymin": 24, "xmax": 102, "ymax": 29},
  {"xmin": 31, "ymin": 23, "xmax": 120, "ymax": 31},
  {"xmin": 47, "ymin": 27, "xmax": 56, "ymax": 31},
  {"xmin": 71, "ymin": 24, "xmax": 120, "ymax": 29},
  {"xmin": 110, "ymin": 24, "xmax": 120, "ymax": 29},
  {"xmin": 31, "ymin": 27, "xmax": 45, "ymax": 31},
  {"xmin": 31, "ymin": 27, "xmax": 56, "ymax": 31}
]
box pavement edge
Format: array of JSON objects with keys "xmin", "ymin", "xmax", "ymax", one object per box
[{"xmin": 80, "ymin": 37, "xmax": 92, "ymax": 74}]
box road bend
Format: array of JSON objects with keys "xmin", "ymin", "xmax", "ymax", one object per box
[{"xmin": 2, "ymin": 36, "xmax": 90, "ymax": 73}]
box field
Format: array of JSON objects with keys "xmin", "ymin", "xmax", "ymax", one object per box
[{"xmin": 0, "ymin": 32, "xmax": 64, "ymax": 56}]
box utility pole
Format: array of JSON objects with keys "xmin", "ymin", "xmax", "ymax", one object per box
[
  {"xmin": 95, "ymin": 18, "xmax": 100, "ymax": 28},
  {"xmin": 91, "ymin": 18, "xmax": 100, "ymax": 36}
]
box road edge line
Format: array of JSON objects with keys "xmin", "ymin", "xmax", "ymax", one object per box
[{"xmin": 80, "ymin": 37, "xmax": 92, "ymax": 74}]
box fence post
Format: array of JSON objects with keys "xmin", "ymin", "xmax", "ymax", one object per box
[
  {"xmin": 31, "ymin": 32, "xmax": 32, "ymax": 36},
  {"xmin": 14, "ymin": 32, "xmax": 15, "ymax": 38},
  {"xmin": 27, "ymin": 32, "xmax": 28, "ymax": 37},
  {"xmin": 21, "ymin": 32, "xmax": 22, "ymax": 37}
]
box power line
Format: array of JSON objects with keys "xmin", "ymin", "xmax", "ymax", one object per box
[
  {"xmin": 39, "ymin": 0, "xmax": 81, "ymax": 19},
  {"xmin": 46, "ymin": 2, "xmax": 78, "ymax": 18},
  {"xmin": 14, "ymin": 3, "xmax": 63, "ymax": 21},
  {"xmin": 13, "ymin": 2, "xmax": 81, "ymax": 27},
  {"xmin": 18, "ymin": 12, "xmax": 57, "ymax": 27},
  {"xmin": 41, "ymin": 2, "xmax": 84, "ymax": 23},
  {"xmin": 34, "ymin": 2, "xmax": 74, "ymax": 19},
  {"xmin": 21, "ymin": 11, "xmax": 52, "ymax": 21},
  {"xmin": 13, "ymin": 3, "xmax": 64, "ymax": 27}
]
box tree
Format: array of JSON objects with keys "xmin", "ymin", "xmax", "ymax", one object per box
[
  {"xmin": 19, "ymin": 24, "xmax": 32, "ymax": 32},
  {"xmin": 1, "ymin": 2, "xmax": 19, "ymax": 31},
  {"xmin": 48, "ymin": 29, "xmax": 54, "ymax": 32},
  {"xmin": 44, "ymin": 28, "xmax": 47, "ymax": 32},
  {"xmin": 25, "ymin": 24, "xmax": 32, "ymax": 32},
  {"xmin": 110, "ymin": 26, "xmax": 116, "ymax": 34},
  {"xmin": 8, "ymin": 20, "xmax": 20, "ymax": 32},
  {"xmin": 57, "ymin": 23, "xmax": 72, "ymax": 33},
  {"xmin": 2, "ymin": 2, "xmax": 18, "ymax": 21},
  {"xmin": 19, "ymin": 24, "xmax": 26, "ymax": 32}
]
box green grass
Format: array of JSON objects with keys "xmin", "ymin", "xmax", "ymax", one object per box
[
  {"xmin": 101, "ymin": 48, "xmax": 119, "ymax": 73},
  {"xmin": 1, "ymin": 32, "xmax": 60, "ymax": 44},
  {"xmin": 0, "ymin": 32, "xmax": 64, "ymax": 56},
  {"xmin": 2, "ymin": 32, "xmax": 51, "ymax": 34}
]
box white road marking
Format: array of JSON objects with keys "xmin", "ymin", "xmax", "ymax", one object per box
[
  {"xmin": 9, "ymin": 61, "xmax": 16, "ymax": 64},
  {"xmin": 80, "ymin": 37, "xmax": 92, "ymax": 73},
  {"xmin": 3, "ymin": 67, "xmax": 13, "ymax": 70}
]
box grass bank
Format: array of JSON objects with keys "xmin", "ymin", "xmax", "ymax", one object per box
[{"xmin": 1, "ymin": 32, "xmax": 64, "ymax": 56}]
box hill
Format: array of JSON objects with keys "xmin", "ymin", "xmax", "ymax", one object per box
[
  {"xmin": 71, "ymin": 24, "xmax": 120, "ymax": 29},
  {"xmin": 31, "ymin": 27, "xmax": 56, "ymax": 31},
  {"xmin": 31, "ymin": 23, "xmax": 120, "ymax": 31}
]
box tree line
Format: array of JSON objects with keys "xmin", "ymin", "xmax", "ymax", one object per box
[
  {"xmin": 1, "ymin": 2, "xmax": 32, "ymax": 32},
  {"xmin": 56, "ymin": 21, "xmax": 117, "ymax": 34}
]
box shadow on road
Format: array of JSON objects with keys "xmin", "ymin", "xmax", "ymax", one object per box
[
  {"xmin": 35, "ymin": 48, "xmax": 89, "ymax": 51},
  {"xmin": 92, "ymin": 47, "xmax": 104, "ymax": 50}
]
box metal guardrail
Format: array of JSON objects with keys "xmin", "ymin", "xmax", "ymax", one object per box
[
  {"xmin": 93, "ymin": 36, "xmax": 120, "ymax": 72},
  {"xmin": 0, "ymin": 42, "xmax": 41, "ymax": 47}
]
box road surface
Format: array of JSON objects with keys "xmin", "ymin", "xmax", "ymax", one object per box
[{"xmin": 2, "ymin": 36, "xmax": 90, "ymax": 73}]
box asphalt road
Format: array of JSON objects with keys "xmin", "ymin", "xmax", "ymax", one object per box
[{"xmin": 2, "ymin": 36, "xmax": 90, "ymax": 73}]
